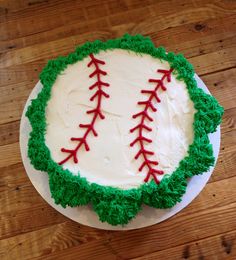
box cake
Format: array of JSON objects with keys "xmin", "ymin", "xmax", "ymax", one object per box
[{"xmin": 26, "ymin": 34, "xmax": 223, "ymax": 226}]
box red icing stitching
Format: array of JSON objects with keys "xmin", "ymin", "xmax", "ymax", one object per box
[
  {"xmin": 59, "ymin": 54, "xmax": 110, "ymax": 165},
  {"xmin": 130, "ymin": 68, "xmax": 173, "ymax": 184}
]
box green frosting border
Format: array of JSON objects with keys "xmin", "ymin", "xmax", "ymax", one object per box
[{"xmin": 26, "ymin": 34, "xmax": 224, "ymax": 226}]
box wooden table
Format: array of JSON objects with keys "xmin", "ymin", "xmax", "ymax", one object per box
[{"xmin": 0, "ymin": 0, "xmax": 236, "ymax": 259}]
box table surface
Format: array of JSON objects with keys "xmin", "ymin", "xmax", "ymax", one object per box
[{"xmin": 0, "ymin": 0, "xmax": 235, "ymax": 259}]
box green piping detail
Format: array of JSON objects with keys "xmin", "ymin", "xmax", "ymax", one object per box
[{"xmin": 26, "ymin": 34, "xmax": 224, "ymax": 226}]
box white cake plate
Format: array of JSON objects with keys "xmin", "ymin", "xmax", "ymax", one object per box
[{"xmin": 20, "ymin": 75, "xmax": 220, "ymax": 230}]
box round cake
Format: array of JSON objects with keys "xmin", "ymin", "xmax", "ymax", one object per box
[{"xmin": 26, "ymin": 34, "xmax": 223, "ymax": 225}]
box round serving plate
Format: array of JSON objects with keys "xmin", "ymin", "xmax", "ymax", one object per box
[{"xmin": 20, "ymin": 75, "xmax": 220, "ymax": 230}]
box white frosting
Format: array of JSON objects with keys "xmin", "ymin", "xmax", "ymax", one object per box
[{"xmin": 45, "ymin": 50, "xmax": 196, "ymax": 189}]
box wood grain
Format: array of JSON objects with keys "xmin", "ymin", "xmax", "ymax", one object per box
[
  {"xmin": 133, "ymin": 230, "xmax": 236, "ymax": 260},
  {"xmin": 0, "ymin": 0, "xmax": 235, "ymax": 259}
]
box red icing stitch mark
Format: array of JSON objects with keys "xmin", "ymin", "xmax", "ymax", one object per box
[
  {"xmin": 58, "ymin": 54, "xmax": 110, "ymax": 165},
  {"xmin": 130, "ymin": 68, "xmax": 173, "ymax": 184}
]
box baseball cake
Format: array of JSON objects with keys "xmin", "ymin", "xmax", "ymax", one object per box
[{"xmin": 26, "ymin": 34, "xmax": 223, "ymax": 225}]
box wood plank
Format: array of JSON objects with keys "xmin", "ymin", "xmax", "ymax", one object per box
[
  {"xmin": 0, "ymin": 120, "xmax": 20, "ymax": 145},
  {"xmin": 220, "ymin": 107, "xmax": 236, "ymax": 134},
  {"xmin": 189, "ymin": 46, "xmax": 236, "ymax": 76},
  {"xmin": 1, "ymin": 13, "xmax": 235, "ymax": 61},
  {"xmin": 8, "ymin": 201, "xmax": 235, "ymax": 260},
  {"xmin": 0, "ymin": 205, "xmax": 67, "ymax": 240},
  {"xmin": 0, "ymin": 221, "xmax": 111, "ymax": 260},
  {"xmin": 0, "ymin": 0, "xmax": 162, "ymax": 44},
  {"xmin": 115, "ymin": 15, "xmax": 236, "ymax": 62},
  {"xmin": 0, "ymin": 182, "xmax": 42, "ymax": 215},
  {"xmin": 0, "ymin": 163, "xmax": 44, "ymax": 214},
  {"xmin": 179, "ymin": 175, "xmax": 236, "ymax": 217},
  {"xmin": 148, "ymin": 14, "xmax": 236, "ymax": 56},
  {"xmin": 211, "ymin": 107, "xmax": 236, "ymax": 183},
  {"xmin": 0, "ymin": 2, "xmax": 86, "ymax": 41},
  {"xmin": 0, "ymin": 163, "xmax": 29, "ymax": 191},
  {"xmin": 0, "ymin": 0, "xmax": 79, "ymax": 21},
  {"xmin": 0, "ymin": 79, "xmax": 36, "ymax": 124},
  {"xmin": 2, "ymin": 0, "xmax": 229, "ymax": 42},
  {"xmin": 110, "ymin": 1, "xmax": 236, "ymax": 27},
  {"xmin": 0, "ymin": 17, "xmax": 111, "ymax": 54},
  {"xmin": 201, "ymin": 67, "xmax": 236, "ymax": 110},
  {"xmin": 133, "ymin": 230, "xmax": 236, "ymax": 260},
  {"xmin": 116, "ymin": 13, "xmax": 236, "ymax": 56},
  {"xmin": 93, "ymin": 203, "xmax": 236, "ymax": 259},
  {"xmin": 0, "ymin": 64, "xmax": 41, "ymax": 87},
  {"xmin": 210, "ymin": 131, "xmax": 236, "ymax": 183},
  {"xmin": 1, "ymin": 0, "xmax": 152, "ymax": 25},
  {"xmin": 220, "ymin": 131, "xmax": 236, "ymax": 155},
  {"xmin": 0, "ymin": 2, "xmax": 235, "ymax": 68},
  {"xmin": 0, "ymin": 32, "xmax": 111, "ymax": 68},
  {"xmin": 0, "ymin": 142, "xmax": 21, "ymax": 168}
]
